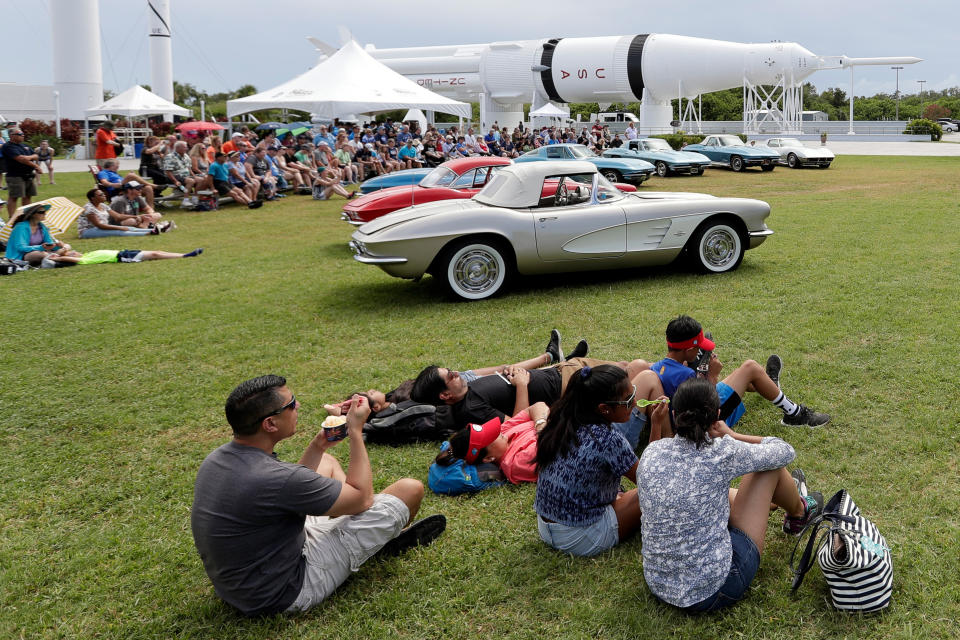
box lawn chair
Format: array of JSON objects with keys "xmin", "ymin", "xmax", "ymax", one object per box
[{"xmin": 0, "ymin": 197, "xmax": 85, "ymax": 244}]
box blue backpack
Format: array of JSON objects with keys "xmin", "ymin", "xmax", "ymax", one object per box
[{"xmin": 428, "ymin": 442, "xmax": 505, "ymax": 495}]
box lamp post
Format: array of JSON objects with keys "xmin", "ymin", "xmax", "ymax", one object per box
[
  {"xmin": 890, "ymin": 66, "xmax": 903, "ymax": 120},
  {"xmin": 917, "ymin": 80, "xmax": 926, "ymax": 119},
  {"xmin": 53, "ymin": 90, "xmax": 62, "ymax": 138}
]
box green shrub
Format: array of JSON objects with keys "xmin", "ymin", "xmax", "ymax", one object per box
[{"xmin": 904, "ymin": 118, "xmax": 943, "ymax": 141}]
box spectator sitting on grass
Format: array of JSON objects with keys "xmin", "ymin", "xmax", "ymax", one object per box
[
  {"xmin": 651, "ymin": 315, "xmax": 830, "ymax": 429},
  {"xmin": 190, "ymin": 376, "xmax": 446, "ymax": 616},
  {"xmin": 110, "ymin": 182, "xmax": 168, "ymax": 231},
  {"xmin": 534, "ymin": 364, "xmax": 667, "ymax": 556},
  {"xmin": 4, "ymin": 203, "xmax": 79, "ymax": 265},
  {"xmin": 97, "ymin": 159, "xmax": 157, "ymax": 209},
  {"xmin": 636, "ymin": 377, "xmax": 823, "ymax": 612},
  {"xmin": 78, "ymin": 188, "xmax": 163, "ymax": 238}
]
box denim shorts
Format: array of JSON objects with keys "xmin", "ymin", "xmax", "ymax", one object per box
[
  {"xmin": 683, "ymin": 526, "xmax": 760, "ymax": 613},
  {"xmin": 460, "ymin": 370, "xmax": 480, "ymax": 383},
  {"xmin": 537, "ymin": 504, "xmax": 619, "ymax": 557}
]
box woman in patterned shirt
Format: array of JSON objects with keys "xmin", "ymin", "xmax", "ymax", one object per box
[
  {"xmin": 534, "ymin": 364, "xmax": 669, "ymax": 557},
  {"xmin": 636, "ymin": 378, "xmax": 822, "ymax": 612}
]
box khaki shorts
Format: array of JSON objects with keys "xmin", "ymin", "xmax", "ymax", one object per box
[
  {"xmin": 96, "ymin": 158, "xmax": 115, "ymax": 168},
  {"xmin": 7, "ymin": 175, "xmax": 37, "ymax": 199},
  {"xmin": 556, "ymin": 357, "xmax": 624, "ymax": 394},
  {"xmin": 284, "ymin": 493, "xmax": 409, "ymax": 613}
]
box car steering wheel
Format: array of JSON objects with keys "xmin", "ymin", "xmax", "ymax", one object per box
[{"xmin": 555, "ymin": 181, "xmax": 569, "ymax": 206}]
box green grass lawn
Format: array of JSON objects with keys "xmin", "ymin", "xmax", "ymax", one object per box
[{"xmin": 2, "ymin": 158, "xmax": 958, "ymax": 639}]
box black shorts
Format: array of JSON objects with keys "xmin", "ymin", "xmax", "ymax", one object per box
[{"xmin": 213, "ymin": 180, "xmax": 232, "ymax": 196}]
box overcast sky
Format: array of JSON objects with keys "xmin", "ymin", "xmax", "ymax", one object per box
[{"xmin": 4, "ymin": 0, "xmax": 955, "ymax": 99}]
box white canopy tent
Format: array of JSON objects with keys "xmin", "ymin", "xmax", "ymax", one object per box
[
  {"xmin": 84, "ymin": 85, "xmax": 191, "ymax": 157},
  {"xmin": 227, "ymin": 40, "xmax": 470, "ymax": 120},
  {"xmin": 402, "ymin": 109, "xmax": 428, "ymax": 135}
]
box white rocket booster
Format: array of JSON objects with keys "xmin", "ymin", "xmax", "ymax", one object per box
[
  {"xmin": 148, "ymin": 0, "xmax": 174, "ymax": 121},
  {"xmin": 344, "ymin": 34, "xmax": 920, "ymax": 129},
  {"xmin": 51, "ymin": 0, "xmax": 104, "ymax": 120}
]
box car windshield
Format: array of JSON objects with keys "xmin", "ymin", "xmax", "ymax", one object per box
[
  {"xmin": 567, "ymin": 145, "xmax": 595, "ymax": 159},
  {"xmin": 780, "ymin": 138, "xmax": 802, "ymax": 146},
  {"xmin": 419, "ymin": 167, "xmax": 457, "ymax": 188},
  {"xmin": 717, "ymin": 135, "xmax": 742, "ymax": 147},
  {"xmin": 643, "ymin": 139, "xmax": 672, "ymax": 151},
  {"xmin": 538, "ymin": 172, "xmax": 624, "ymax": 207}
]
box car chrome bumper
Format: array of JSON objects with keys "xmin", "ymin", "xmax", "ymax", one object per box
[
  {"xmin": 341, "ymin": 212, "xmax": 366, "ymax": 227},
  {"xmin": 349, "ymin": 240, "xmax": 408, "ymax": 265},
  {"xmin": 748, "ymin": 228, "xmax": 774, "ymax": 249}
]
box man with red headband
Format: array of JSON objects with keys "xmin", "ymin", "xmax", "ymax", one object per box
[{"xmin": 651, "ymin": 315, "xmax": 829, "ymax": 428}]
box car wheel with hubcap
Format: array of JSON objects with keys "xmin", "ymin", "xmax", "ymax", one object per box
[
  {"xmin": 441, "ymin": 240, "xmax": 511, "ymax": 301},
  {"xmin": 787, "ymin": 153, "xmax": 799, "ymax": 169},
  {"xmin": 655, "ymin": 161, "xmax": 669, "ymax": 177},
  {"xmin": 601, "ymin": 169, "xmax": 621, "ymax": 182},
  {"xmin": 689, "ymin": 222, "xmax": 744, "ymax": 273},
  {"xmin": 730, "ymin": 156, "xmax": 744, "ymax": 172}
]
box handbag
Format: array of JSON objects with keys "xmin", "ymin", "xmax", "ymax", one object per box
[{"xmin": 790, "ymin": 489, "xmax": 893, "ymax": 612}]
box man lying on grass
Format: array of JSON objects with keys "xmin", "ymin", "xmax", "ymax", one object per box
[{"xmin": 191, "ymin": 375, "xmax": 446, "ymax": 616}]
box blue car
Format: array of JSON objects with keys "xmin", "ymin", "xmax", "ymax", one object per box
[
  {"xmin": 515, "ymin": 143, "xmax": 654, "ymax": 185},
  {"xmin": 358, "ymin": 168, "xmax": 432, "ymax": 194},
  {"xmin": 603, "ymin": 138, "xmax": 710, "ymax": 177},
  {"xmin": 683, "ymin": 135, "xmax": 779, "ymax": 172}
]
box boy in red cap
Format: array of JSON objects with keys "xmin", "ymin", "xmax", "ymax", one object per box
[{"xmin": 651, "ymin": 315, "xmax": 829, "ymax": 428}]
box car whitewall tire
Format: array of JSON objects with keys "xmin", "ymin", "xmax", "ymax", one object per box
[
  {"xmin": 442, "ymin": 241, "xmax": 510, "ymax": 300},
  {"xmin": 691, "ymin": 222, "xmax": 744, "ymax": 273}
]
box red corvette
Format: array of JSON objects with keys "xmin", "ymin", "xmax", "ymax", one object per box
[{"xmin": 341, "ymin": 157, "xmax": 512, "ymax": 225}]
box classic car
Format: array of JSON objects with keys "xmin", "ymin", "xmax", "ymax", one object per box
[
  {"xmin": 603, "ymin": 138, "xmax": 711, "ymax": 176},
  {"xmin": 762, "ymin": 138, "xmax": 834, "ymax": 168},
  {"xmin": 514, "ymin": 143, "xmax": 655, "ymax": 184},
  {"xmin": 683, "ymin": 135, "xmax": 780, "ymax": 172},
  {"xmin": 357, "ymin": 167, "xmax": 432, "ymax": 194},
  {"xmin": 350, "ymin": 161, "xmax": 773, "ymax": 301},
  {"xmin": 342, "ymin": 157, "xmax": 512, "ymax": 225}
]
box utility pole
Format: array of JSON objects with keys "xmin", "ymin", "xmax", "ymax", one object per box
[
  {"xmin": 917, "ymin": 80, "xmax": 926, "ymax": 119},
  {"xmin": 891, "ymin": 66, "xmax": 903, "ymax": 120}
]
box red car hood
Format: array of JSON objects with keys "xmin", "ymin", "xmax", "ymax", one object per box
[{"xmin": 343, "ymin": 185, "xmax": 417, "ymax": 212}]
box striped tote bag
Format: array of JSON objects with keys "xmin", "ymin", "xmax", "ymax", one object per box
[{"xmin": 791, "ymin": 490, "xmax": 893, "ymax": 612}]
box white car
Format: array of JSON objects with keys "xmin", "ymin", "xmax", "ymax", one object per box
[{"xmin": 763, "ymin": 138, "xmax": 834, "ymax": 169}]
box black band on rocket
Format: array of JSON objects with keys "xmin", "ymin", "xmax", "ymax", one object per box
[
  {"xmin": 627, "ymin": 34, "xmax": 649, "ymax": 101},
  {"xmin": 540, "ymin": 38, "xmax": 564, "ymax": 103}
]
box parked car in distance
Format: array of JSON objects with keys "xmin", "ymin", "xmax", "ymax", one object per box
[
  {"xmin": 515, "ymin": 143, "xmax": 655, "ymax": 185},
  {"xmin": 342, "ymin": 157, "xmax": 512, "ymax": 225},
  {"xmin": 357, "ymin": 167, "xmax": 432, "ymax": 194},
  {"xmin": 683, "ymin": 135, "xmax": 779, "ymax": 172},
  {"xmin": 936, "ymin": 119, "xmax": 959, "ymax": 132},
  {"xmin": 763, "ymin": 137, "xmax": 834, "ymax": 168},
  {"xmin": 603, "ymin": 138, "xmax": 710, "ymax": 176},
  {"xmin": 350, "ymin": 161, "xmax": 773, "ymax": 301}
]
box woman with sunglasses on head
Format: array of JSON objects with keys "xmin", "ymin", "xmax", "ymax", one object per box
[
  {"xmin": 635, "ymin": 377, "xmax": 822, "ymax": 613},
  {"xmin": 534, "ymin": 364, "xmax": 669, "ymax": 557}
]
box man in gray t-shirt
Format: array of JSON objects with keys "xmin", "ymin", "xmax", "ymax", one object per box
[{"xmin": 191, "ymin": 375, "xmax": 446, "ymax": 616}]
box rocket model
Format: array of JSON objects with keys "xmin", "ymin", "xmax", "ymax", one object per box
[
  {"xmin": 318, "ymin": 34, "xmax": 920, "ymax": 130},
  {"xmin": 148, "ymin": 0, "xmax": 175, "ymax": 122}
]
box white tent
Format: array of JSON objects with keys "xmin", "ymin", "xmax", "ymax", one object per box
[
  {"xmin": 84, "ymin": 85, "xmax": 190, "ymax": 158},
  {"xmin": 402, "ymin": 108, "xmax": 428, "ymax": 134},
  {"xmin": 86, "ymin": 85, "xmax": 190, "ymax": 118},
  {"xmin": 227, "ymin": 40, "xmax": 470, "ymax": 119},
  {"xmin": 529, "ymin": 103, "xmax": 570, "ymax": 119}
]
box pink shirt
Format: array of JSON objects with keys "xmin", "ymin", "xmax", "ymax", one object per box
[{"xmin": 498, "ymin": 409, "xmax": 539, "ymax": 484}]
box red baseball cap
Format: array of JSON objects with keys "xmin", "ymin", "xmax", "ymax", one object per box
[{"xmin": 465, "ymin": 417, "xmax": 502, "ymax": 463}]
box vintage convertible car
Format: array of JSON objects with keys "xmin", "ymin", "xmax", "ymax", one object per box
[
  {"xmin": 342, "ymin": 157, "xmax": 512, "ymax": 225},
  {"xmin": 684, "ymin": 135, "xmax": 780, "ymax": 172},
  {"xmin": 357, "ymin": 167, "xmax": 432, "ymax": 194},
  {"xmin": 514, "ymin": 143, "xmax": 655, "ymax": 184},
  {"xmin": 603, "ymin": 138, "xmax": 711, "ymax": 177},
  {"xmin": 763, "ymin": 138, "xmax": 834, "ymax": 168},
  {"xmin": 350, "ymin": 161, "xmax": 773, "ymax": 301}
]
